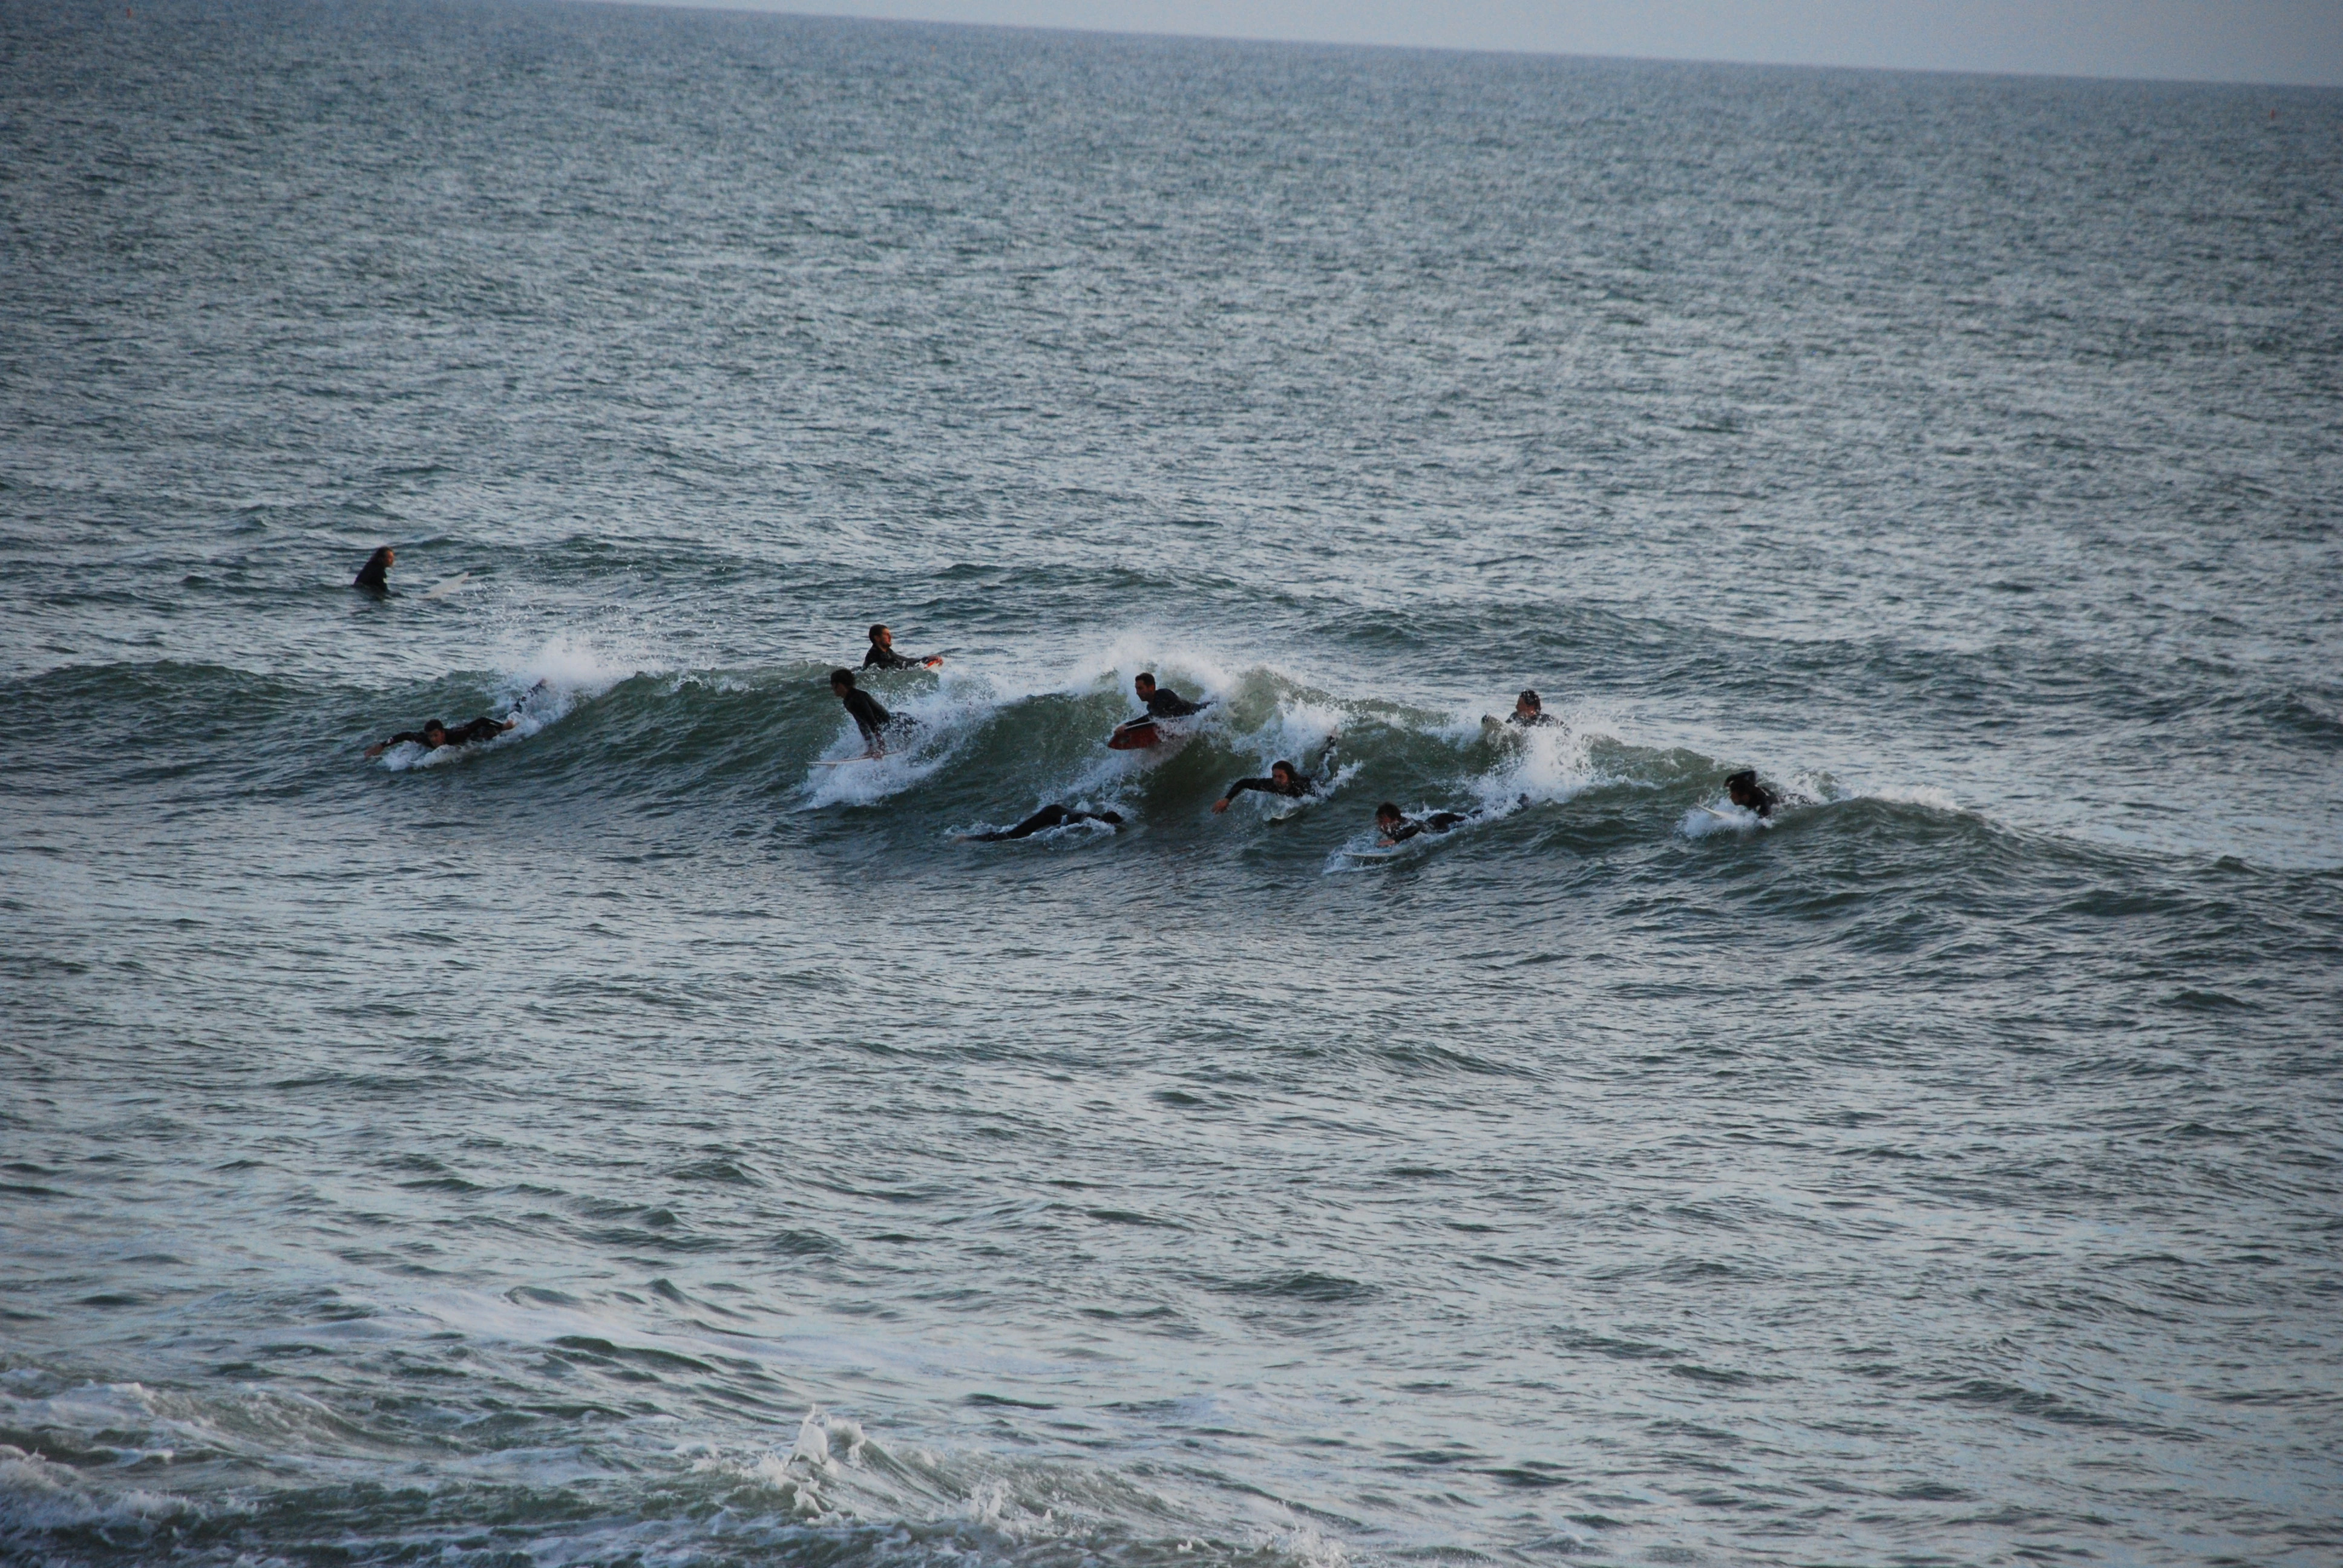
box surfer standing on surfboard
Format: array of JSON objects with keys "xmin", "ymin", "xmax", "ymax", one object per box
[
  {"xmin": 862, "ymin": 624, "xmax": 943, "ymax": 671},
  {"xmin": 353, "ymin": 546, "xmax": 394, "ymax": 594},
  {"xmin": 830, "ymin": 668, "xmax": 905, "ymax": 757}
]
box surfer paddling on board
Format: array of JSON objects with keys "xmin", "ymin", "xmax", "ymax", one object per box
[
  {"xmin": 353, "ymin": 546, "xmax": 395, "ymax": 595},
  {"xmin": 958, "ymin": 805, "xmax": 1125, "ymax": 842},
  {"xmin": 830, "ymin": 668, "xmax": 909, "ymax": 757},
  {"xmin": 364, "ymin": 714, "xmax": 515, "ymax": 759},
  {"xmin": 1374, "ymin": 802, "xmax": 1470, "ymax": 846},
  {"xmin": 1726, "ymin": 769, "xmax": 1781, "ymax": 818},
  {"xmin": 862, "ymin": 624, "xmax": 943, "ymax": 671},
  {"xmin": 1109, "ymin": 673, "xmax": 1213, "ymax": 750},
  {"xmin": 1212, "ymin": 757, "xmax": 1325, "ymax": 813},
  {"xmin": 1134, "ymin": 673, "xmax": 1207, "ymax": 719}
]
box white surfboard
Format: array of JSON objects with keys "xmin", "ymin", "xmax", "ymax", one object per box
[{"xmin": 419, "ymin": 571, "xmax": 472, "ymax": 599}]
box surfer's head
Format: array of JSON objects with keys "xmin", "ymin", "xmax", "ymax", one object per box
[
  {"xmin": 1099, "ymin": 811, "xmax": 1125, "ymax": 826},
  {"xmin": 422, "ymin": 720, "xmax": 448, "ymax": 746},
  {"xmin": 1375, "ymin": 802, "xmax": 1403, "ymax": 829},
  {"xmin": 829, "ymin": 668, "xmax": 856, "ymax": 693},
  {"xmin": 1516, "ymin": 689, "xmax": 1541, "ymax": 718},
  {"xmin": 365, "ymin": 546, "xmax": 394, "ymax": 572},
  {"xmin": 1271, "ymin": 762, "xmax": 1299, "ymax": 787},
  {"xmin": 868, "ymin": 624, "xmax": 891, "ymax": 646},
  {"xmin": 1134, "ymin": 673, "xmax": 1156, "ymax": 696},
  {"xmin": 1726, "ymin": 770, "xmax": 1766, "ymax": 811}
]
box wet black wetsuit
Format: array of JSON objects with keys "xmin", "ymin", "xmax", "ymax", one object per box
[
  {"xmin": 1507, "ymin": 711, "xmax": 1560, "ymax": 729},
  {"xmin": 1383, "ymin": 811, "xmax": 1467, "ymax": 844},
  {"xmin": 353, "ymin": 555, "xmax": 392, "ymax": 593},
  {"xmin": 839, "ymin": 687, "xmax": 895, "ymax": 748},
  {"xmin": 1143, "ymin": 687, "xmax": 1207, "ymax": 719},
  {"xmin": 1221, "ymin": 772, "xmax": 1314, "ymax": 804},
  {"xmin": 862, "ymin": 642, "xmax": 931, "ymax": 670},
  {"xmin": 1726, "ymin": 771, "xmax": 1780, "ymax": 818},
  {"xmin": 968, "ymin": 805, "xmax": 1123, "ymax": 842},
  {"xmin": 384, "ymin": 716, "xmax": 508, "ymax": 750}
]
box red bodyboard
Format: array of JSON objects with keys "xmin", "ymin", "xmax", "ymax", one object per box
[{"xmin": 1107, "ymin": 719, "xmax": 1162, "ymax": 751}]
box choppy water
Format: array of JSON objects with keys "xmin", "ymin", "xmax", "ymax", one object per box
[{"xmin": 5, "ymin": 2, "xmax": 2342, "ymax": 1564}]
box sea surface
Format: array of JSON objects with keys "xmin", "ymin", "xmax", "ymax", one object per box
[{"xmin": 4, "ymin": 2, "xmax": 2341, "ymax": 1564}]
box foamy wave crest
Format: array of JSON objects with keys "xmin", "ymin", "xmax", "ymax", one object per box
[
  {"xmin": 376, "ymin": 632, "xmax": 652, "ymax": 768},
  {"xmin": 800, "ymin": 672, "xmax": 1006, "ymax": 806}
]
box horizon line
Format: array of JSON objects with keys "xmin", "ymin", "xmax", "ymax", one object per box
[{"xmin": 563, "ymin": 0, "xmax": 2343, "ymax": 91}]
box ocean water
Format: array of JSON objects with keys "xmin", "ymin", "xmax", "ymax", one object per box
[{"xmin": 4, "ymin": 2, "xmax": 2342, "ymax": 1564}]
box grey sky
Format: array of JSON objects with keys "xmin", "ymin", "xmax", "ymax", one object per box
[{"xmin": 617, "ymin": 1, "xmax": 2343, "ymax": 87}]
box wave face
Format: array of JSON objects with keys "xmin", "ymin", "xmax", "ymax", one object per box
[{"xmin": 4, "ymin": 4, "xmax": 2342, "ymax": 1567}]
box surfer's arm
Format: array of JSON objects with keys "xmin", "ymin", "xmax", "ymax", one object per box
[
  {"xmin": 365, "ymin": 731, "xmax": 427, "ymax": 757},
  {"xmin": 1213, "ymin": 778, "xmax": 1273, "ymax": 812}
]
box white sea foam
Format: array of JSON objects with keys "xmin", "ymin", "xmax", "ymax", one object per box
[
  {"xmin": 800, "ymin": 673, "xmax": 1001, "ymax": 807},
  {"xmin": 375, "ymin": 631, "xmax": 650, "ymax": 768}
]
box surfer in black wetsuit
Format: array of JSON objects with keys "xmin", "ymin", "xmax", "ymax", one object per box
[
  {"xmin": 1507, "ymin": 690, "xmax": 1560, "ymax": 728},
  {"xmin": 1726, "ymin": 769, "xmax": 1781, "ymax": 818},
  {"xmin": 364, "ymin": 714, "xmax": 514, "ymax": 758},
  {"xmin": 830, "ymin": 668, "xmax": 905, "ymax": 756},
  {"xmin": 1213, "ymin": 760, "xmax": 1314, "ymax": 813},
  {"xmin": 862, "ymin": 624, "xmax": 943, "ymax": 671},
  {"xmin": 1133, "ymin": 673, "xmax": 1207, "ymax": 719},
  {"xmin": 1374, "ymin": 801, "xmax": 1469, "ymax": 846},
  {"xmin": 958, "ymin": 805, "xmax": 1125, "ymax": 843},
  {"xmin": 353, "ymin": 546, "xmax": 395, "ymax": 594}
]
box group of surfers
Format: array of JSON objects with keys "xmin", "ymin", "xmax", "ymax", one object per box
[
  {"xmin": 826, "ymin": 626, "xmax": 1783, "ymax": 843},
  {"xmin": 358, "ymin": 551, "xmax": 1783, "ymax": 844}
]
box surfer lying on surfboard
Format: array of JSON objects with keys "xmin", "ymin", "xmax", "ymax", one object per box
[
  {"xmin": 1109, "ymin": 672, "xmax": 1212, "ymax": 749},
  {"xmin": 1211, "ymin": 746, "xmax": 1337, "ymax": 814},
  {"xmin": 1134, "ymin": 672, "xmax": 1207, "ymax": 719},
  {"xmin": 364, "ymin": 713, "xmax": 515, "ymax": 758},
  {"xmin": 1374, "ymin": 802, "xmax": 1470, "ymax": 845},
  {"xmin": 1725, "ymin": 769, "xmax": 1781, "ymax": 818},
  {"xmin": 958, "ymin": 804, "xmax": 1125, "ymax": 842},
  {"xmin": 831, "ymin": 668, "xmax": 913, "ymax": 757}
]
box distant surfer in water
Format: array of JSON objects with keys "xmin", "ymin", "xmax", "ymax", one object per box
[
  {"xmin": 1212, "ymin": 759, "xmax": 1319, "ymax": 813},
  {"xmin": 353, "ymin": 546, "xmax": 395, "ymax": 594},
  {"xmin": 958, "ymin": 805, "xmax": 1125, "ymax": 842},
  {"xmin": 862, "ymin": 624, "xmax": 943, "ymax": 671},
  {"xmin": 830, "ymin": 668, "xmax": 906, "ymax": 757},
  {"xmin": 1726, "ymin": 769, "xmax": 1781, "ymax": 818},
  {"xmin": 1374, "ymin": 802, "xmax": 1469, "ymax": 845},
  {"xmin": 1133, "ymin": 673, "xmax": 1207, "ymax": 719},
  {"xmin": 364, "ymin": 714, "xmax": 514, "ymax": 758}
]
